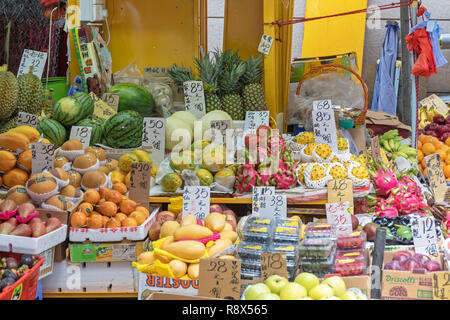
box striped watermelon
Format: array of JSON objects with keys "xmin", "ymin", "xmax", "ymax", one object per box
[
  {"xmin": 52, "ymin": 92, "xmax": 94, "ymax": 126},
  {"xmin": 76, "ymin": 118, "xmax": 105, "ymax": 146},
  {"xmin": 37, "ymin": 119, "xmax": 67, "ymax": 147},
  {"xmin": 107, "ymin": 83, "xmax": 154, "ymax": 118},
  {"xmin": 103, "ymin": 111, "xmax": 143, "ymax": 149}
]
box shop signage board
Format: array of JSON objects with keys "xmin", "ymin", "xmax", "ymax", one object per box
[
  {"xmin": 183, "ymin": 80, "xmax": 206, "ymax": 118},
  {"xmin": 424, "ymin": 154, "xmax": 447, "ymax": 203},
  {"xmin": 252, "ymin": 186, "xmax": 275, "ymax": 215},
  {"xmin": 31, "ymin": 142, "xmax": 55, "ymax": 174},
  {"xmin": 142, "ymin": 117, "xmax": 165, "ymax": 165},
  {"xmin": 182, "ymin": 186, "xmax": 210, "ymax": 220},
  {"xmin": 17, "ymin": 49, "xmax": 47, "ymax": 79},
  {"xmin": 128, "ymin": 162, "xmax": 151, "ymax": 210},
  {"xmin": 312, "ymin": 100, "xmax": 338, "ymax": 153},
  {"xmin": 260, "ymin": 253, "xmax": 288, "ymax": 279},
  {"xmin": 326, "ymin": 201, "xmax": 352, "ymax": 235},
  {"xmin": 17, "ymin": 112, "xmax": 39, "ymax": 128},
  {"xmin": 70, "ymin": 126, "xmax": 92, "ymax": 149},
  {"xmin": 198, "ymin": 258, "xmax": 241, "ymax": 300},
  {"xmin": 258, "ymin": 195, "xmax": 287, "ymax": 219}
]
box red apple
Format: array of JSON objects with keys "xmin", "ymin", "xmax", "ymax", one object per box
[
  {"xmin": 209, "ymin": 204, "xmax": 223, "ymax": 214},
  {"xmin": 156, "ymin": 211, "xmax": 176, "ymax": 224}
]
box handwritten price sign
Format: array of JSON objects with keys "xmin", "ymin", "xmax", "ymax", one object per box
[
  {"xmin": 258, "ymin": 195, "xmax": 287, "ymax": 219},
  {"xmin": 312, "ymin": 100, "xmax": 338, "ymax": 153},
  {"xmin": 411, "ymin": 216, "xmax": 439, "ymax": 258},
  {"xmin": 17, "ymin": 49, "xmax": 47, "ymax": 79},
  {"xmin": 257, "ymin": 34, "xmax": 274, "ymax": 55},
  {"xmin": 199, "ymin": 258, "xmax": 241, "ymax": 300},
  {"xmin": 252, "ymin": 186, "xmax": 275, "ymax": 215},
  {"xmin": 433, "ymin": 272, "xmax": 450, "ymax": 300},
  {"xmin": 31, "ymin": 143, "xmax": 55, "ymax": 174},
  {"xmin": 326, "ymin": 201, "xmax": 352, "ymax": 235},
  {"xmin": 70, "ymin": 126, "xmax": 92, "ymax": 149},
  {"xmin": 183, "ymin": 81, "xmax": 206, "ymax": 118},
  {"xmin": 244, "ymin": 111, "xmax": 270, "ymax": 135},
  {"xmin": 128, "ymin": 162, "xmax": 152, "ymax": 210},
  {"xmin": 328, "ymin": 179, "xmax": 353, "ymax": 205},
  {"xmin": 260, "ymin": 253, "xmax": 288, "ymax": 279},
  {"xmin": 17, "ymin": 112, "xmax": 39, "ymax": 128},
  {"xmin": 425, "ymin": 154, "xmax": 447, "ymax": 203},
  {"xmin": 211, "ymin": 120, "xmax": 231, "ymax": 145},
  {"xmin": 371, "ymin": 136, "xmax": 383, "ymax": 163},
  {"xmin": 182, "ymin": 186, "xmax": 210, "ymax": 220},
  {"xmin": 102, "ymin": 93, "xmax": 120, "ymax": 112},
  {"xmin": 142, "ymin": 118, "xmax": 165, "ymax": 165}
]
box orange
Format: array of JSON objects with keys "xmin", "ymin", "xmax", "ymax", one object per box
[
  {"xmin": 423, "ymin": 168, "xmax": 427, "ymax": 176},
  {"xmin": 113, "ymin": 182, "xmax": 127, "ymax": 195},
  {"xmin": 420, "ymin": 135, "xmax": 435, "ymax": 145},
  {"xmin": 418, "ymin": 164, "xmax": 423, "ymax": 172},
  {"xmin": 417, "ymin": 150, "xmax": 424, "ymax": 162},
  {"xmin": 433, "ymin": 139, "xmax": 443, "ymax": 150},
  {"xmin": 422, "ymin": 143, "xmax": 436, "ymax": 156},
  {"xmin": 421, "ymin": 158, "xmax": 426, "ymax": 168},
  {"xmin": 97, "ymin": 201, "xmax": 118, "ymax": 217},
  {"xmin": 419, "ymin": 135, "xmax": 429, "ymax": 144},
  {"xmin": 437, "ymin": 150, "xmax": 447, "ymax": 161},
  {"xmin": 446, "ymin": 137, "xmax": 450, "ymax": 147},
  {"xmin": 444, "ymin": 165, "xmax": 450, "ymax": 178},
  {"xmin": 417, "ymin": 140, "xmax": 423, "ymax": 150},
  {"xmin": 79, "ymin": 202, "xmax": 94, "ymax": 216},
  {"xmin": 440, "ymin": 144, "xmax": 449, "ymax": 153},
  {"xmin": 84, "ymin": 189, "xmax": 100, "ymax": 205}
]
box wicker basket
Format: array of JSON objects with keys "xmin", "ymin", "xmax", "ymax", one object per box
[{"xmin": 295, "ymin": 64, "xmax": 368, "ymax": 126}]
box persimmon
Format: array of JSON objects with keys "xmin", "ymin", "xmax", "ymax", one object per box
[
  {"xmin": 84, "ymin": 189, "xmax": 100, "ymax": 204},
  {"xmin": 97, "ymin": 201, "xmax": 118, "ymax": 217},
  {"xmin": 70, "ymin": 211, "xmax": 87, "ymax": 228},
  {"xmin": 121, "ymin": 217, "xmax": 138, "ymax": 227},
  {"xmin": 105, "ymin": 190, "xmax": 123, "ymax": 204},
  {"xmin": 119, "ymin": 199, "xmax": 137, "ymax": 214},
  {"xmin": 113, "ymin": 182, "xmax": 127, "ymax": 195}
]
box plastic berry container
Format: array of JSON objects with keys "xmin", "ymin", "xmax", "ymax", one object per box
[
  {"xmin": 305, "ymin": 222, "xmax": 333, "ymax": 232},
  {"xmin": 337, "ymin": 231, "xmax": 367, "ymax": 250},
  {"xmin": 268, "ymin": 242, "xmax": 298, "ymax": 261},
  {"xmin": 238, "ymin": 242, "xmax": 268, "ymax": 261},
  {"xmin": 336, "ymin": 249, "xmax": 365, "ymax": 261},
  {"xmin": 240, "ymin": 260, "xmax": 261, "ymax": 271},
  {"xmin": 334, "ymin": 257, "xmax": 366, "ymax": 276},
  {"xmin": 300, "ymin": 252, "xmax": 336, "ymax": 278},
  {"xmin": 246, "ymin": 216, "xmax": 274, "ymax": 228},
  {"xmin": 299, "ymin": 238, "xmax": 336, "ymax": 259},
  {"xmin": 241, "ymin": 268, "xmax": 262, "ymax": 279},
  {"xmin": 243, "ymin": 224, "xmax": 271, "ymax": 243},
  {"xmin": 272, "ymin": 225, "xmax": 300, "ymax": 243},
  {"xmin": 304, "ymin": 223, "xmax": 336, "ymax": 240}
]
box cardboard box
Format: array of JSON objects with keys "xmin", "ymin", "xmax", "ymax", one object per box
[
  {"xmin": 146, "ymin": 292, "xmax": 221, "ymax": 300},
  {"xmin": 137, "ymin": 272, "xmax": 199, "ymax": 300},
  {"xmin": 69, "ymin": 238, "xmax": 150, "ymax": 263},
  {"xmin": 381, "ymin": 250, "xmax": 448, "ymax": 300}
]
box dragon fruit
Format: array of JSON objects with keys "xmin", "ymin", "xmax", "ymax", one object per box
[
  {"xmin": 270, "ymin": 159, "xmax": 297, "ymax": 189},
  {"xmin": 372, "ymin": 167, "xmax": 399, "ymax": 197},
  {"xmin": 378, "ymin": 206, "xmax": 399, "ymax": 218},
  {"xmin": 235, "ymin": 163, "xmax": 258, "ymax": 193},
  {"xmin": 397, "ymin": 175, "xmax": 421, "ymax": 197},
  {"xmin": 256, "ymin": 164, "xmax": 272, "ymax": 186}
]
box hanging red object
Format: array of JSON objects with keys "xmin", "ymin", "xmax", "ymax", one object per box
[
  {"xmin": 40, "ymin": 0, "xmax": 65, "ymax": 20},
  {"xmin": 405, "ymin": 28, "xmax": 437, "ymax": 77}
]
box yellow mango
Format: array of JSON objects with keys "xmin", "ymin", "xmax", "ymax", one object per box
[
  {"xmin": 173, "ymin": 224, "xmax": 213, "ymax": 241},
  {"xmin": 165, "ymin": 241, "xmax": 206, "ymax": 260}
]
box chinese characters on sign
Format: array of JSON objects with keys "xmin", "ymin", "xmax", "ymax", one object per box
[
  {"xmin": 371, "ymin": 136, "xmax": 383, "ymax": 163},
  {"xmin": 244, "ymin": 111, "xmax": 270, "ymax": 136},
  {"xmin": 260, "ymin": 253, "xmax": 288, "ymax": 279},
  {"xmin": 411, "ymin": 216, "xmax": 439, "ymax": 258},
  {"xmin": 70, "ymin": 126, "xmax": 92, "ymax": 149},
  {"xmin": 425, "ymin": 154, "xmax": 447, "ymax": 203},
  {"xmin": 142, "ymin": 118, "xmax": 165, "ymax": 166},
  {"xmin": 17, "ymin": 112, "xmax": 39, "ymax": 128},
  {"xmin": 257, "ymin": 34, "xmax": 274, "ymax": 55},
  {"xmin": 328, "ymin": 179, "xmax": 353, "ymax": 205},
  {"xmin": 433, "ymin": 272, "xmax": 450, "ymax": 300},
  {"xmin": 211, "ymin": 120, "xmax": 231, "ymax": 145},
  {"xmin": 199, "ymin": 258, "xmax": 241, "ymax": 300},
  {"xmin": 252, "ymin": 186, "xmax": 275, "ymax": 215},
  {"xmin": 31, "ymin": 143, "xmax": 55, "ymax": 174},
  {"xmin": 102, "ymin": 93, "xmax": 120, "ymax": 112},
  {"xmin": 91, "ymin": 92, "xmax": 117, "ymax": 120},
  {"xmin": 183, "ymin": 81, "xmax": 206, "ymax": 118},
  {"xmin": 182, "ymin": 186, "xmax": 210, "ymax": 220},
  {"xmin": 128, "ymin": 162, "xmax": 152, "ymax": 211},
  {"xmin": 17, "ymin": 49, "xmax": 48, "ymax": 79},
  {"xmin": 258, "ymin": 195, "xmax": 287, "ymax": 219},
  {"xmin": 326, "ymin": 202, "xmax": 353, "ymax": 235},
  {"xmin": 312, "ymin": 100, "xmax": 338, "ymax": 153}
]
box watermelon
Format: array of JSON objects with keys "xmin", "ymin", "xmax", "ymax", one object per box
[
  {"xmin": 76, "ymin": 118, "xmax": 105, "ymax": 146},
  {"xmin": 103, "ymin": 111, "xmax": 143, "ymax": 149},
  {"xmin": 52, "ymin": 92, "xmax": 94, "ymax": 126},
  {"xmin": 37, "ymin": 119, "xmax": 67, "ymax": 147},
  {"xmin": 107, "ymin": 83, "xmax": 154, "ymax": 118}
]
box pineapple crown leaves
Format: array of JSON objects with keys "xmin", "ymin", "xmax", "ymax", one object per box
[
  {"xmin": 167, "ymin": 64, "xmax": 195, "ymax": 89},
  {"xmin": 242, "ymin": 54, "xmax": 264, "ymax": 85},
  {"xmin": 214, "ymin": 49, "xmax": 246, "ymax": 95},
  {"xmin": 194, "ymin": 48, "xmax": 221, "ymax": 94}
]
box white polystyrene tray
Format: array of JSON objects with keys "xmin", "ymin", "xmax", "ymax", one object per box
[
  {"xmin": 69, "ymin": 206, "xmax": 160, "ymax": 242},
  {"xmin": 0, "ymin": 225, "xmax": 68, "ymax": 254}
]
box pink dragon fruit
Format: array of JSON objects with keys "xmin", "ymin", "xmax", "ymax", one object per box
[
  {"xmin": 378, "ymin": 206, "xmax": 399, "ymax": 218},
  {"xmin": 270, "ymin": 159, "xmax": 297, "ymax": 189},
  {"xmin": 397, "ymin": 175, "xmax": 421, "ymax": 197},
  {"xmin": 235, "ymin": 163, "xmax": 259, "ymax": 193},
  {"xmin": 372, "ymin": 167, "xmax": 399, "ymax": 197},
  {"xmin": 257, "ymin": 164, "xmax": 272, "ymax": 186}
]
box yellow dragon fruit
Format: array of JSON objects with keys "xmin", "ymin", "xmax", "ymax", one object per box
[
  {"xmin": 327, "ymin": 163, "xmax": 348, "ymax": 179},
  {"xmin": 303, "ymin": 143, "xmax": 318, "ymax": 156},
  {"xmin": 295, "ymin": 132, "xmax": 315, "ymax": 145}
]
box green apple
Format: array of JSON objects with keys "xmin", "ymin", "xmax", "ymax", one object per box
[
  {"xmin": 297, "ymin": 297, "xmax": 313, "ymax": 300},
  {"xmin": 308, "ymin": 284, "xmax": 334, "ymax": 300},
  {"xmin": 294, "ymin": 272, "xmax": 320, "ymax": 293},
  {"xmin": 279, "ymin": 282, "xmax": 307, "ymax": 300},
  {"xmin": 320, "ymin": 296, "xmax": 342, "ymax": 300},
  {"xmin": 322, "ymin": 276, "xmax": 346, "ymax": 297},
  {"xmin": 265, "ymin": 275, "xmax": 289, "ymax": 294},
  {"xmin": 258, "ymin": 292, "xmax": 281, "ymax": 300},
  {"xmin": 245, "ymin": 283, "xmax": 271, "ymax": 300},
  {"xmin": 339, "ymin": 291, "xmax": 358, "ymax": 300}
]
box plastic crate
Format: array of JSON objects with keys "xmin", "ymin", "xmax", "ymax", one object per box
[{"xmin": 0, "ymin": 253, "xmax": 44, "ymax": 300}]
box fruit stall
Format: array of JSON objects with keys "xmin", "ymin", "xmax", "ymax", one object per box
[{"xmin": 0, "ymin": 0, "xmax": 449, "ymax": 303}]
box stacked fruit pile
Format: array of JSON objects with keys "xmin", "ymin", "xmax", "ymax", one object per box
[
  {"xmin": 384, "ymin": 250, "xmax": 442, "ymax": 272},
  {"xmin": 135, "ymin": 206, "xmax": 238, "ymax": 280},
  {"xmin": 418, "ymin": 111, "xmax": 450, "ymax": 138},
  {"xmin": 169, "ymin": 49, "xmax": 267, "ymax": 120},
  {"xmin": 0, "ymin": 254, "xmax": 39, "ymax": 294},
  {"xmin": 378, "ymin": 130, "xmax": 417, "ymax": 165},
  {"xmin": 417, "ymin": 134, "xmax": 450, "ymax": 179},
  {"xmin": 70, "ymin": 186, "xmax": 151, "ymax": 229},
  {"xmin": 244, "ymin": 273, "xmax": 364, "ymax": 300},
  {"xmin": 293, "ymin": 131, "xmax": 370, "ymax": 189}
]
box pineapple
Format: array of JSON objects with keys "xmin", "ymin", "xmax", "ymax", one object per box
[
  {"xmin": 217, "ymin": 50, "xmax": 246, "ymax": 120},
  {"xmin": 167, "ymin": 64, "xmax": 195, "ymax": 92},
  {"xmin": 351, "ymin": 165, "xmax": 369, "ymax": 180},
  {"xmin": 355, "ymin": 154, "xmax": 368, "ymax": 166},
  {"xmin": 241, "ymin": 54, "xmax": 267, "ymax": 111},
  {"xmin": 194, "ymin": 50, "xmax": 223, "ymax": 112},
  {"xmin": 295, "ymin": 132, "xmax": 315, "ymax": 145},
  {"xmin": 303, "ymin": 143, "xmax": 318, "ymax": 156},
  {"xmin": 297, "ymin": 163, "xmax": 309, "ymax": 184},
  {"xmin": 329, "ymin": 164, "xmax": 348, "ymax": 179},
  {"xmin": 310, "ymin": 164, "xmax": 326, "ymax": 181},
  {"xmin": 314, "ymin": 144, "xmax": 332, "ymax": 160}
]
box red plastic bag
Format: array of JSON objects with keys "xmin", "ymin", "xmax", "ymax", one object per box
[{"xmin": 405, "ymin": 28, "xmax": 437, "ymax": 77}]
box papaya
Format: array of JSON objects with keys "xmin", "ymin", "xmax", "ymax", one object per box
[
  {"xmin": 0, "ymin": 150, "xmax": 16, "ymax": 172},
  {"xmin": 173, "ymin": 224, "xmax": 213, "ymax": 241},
  {"xmin": 205, "ymin": 212, "xmax": 226, "ymax": 232},
  {"xmin": 165, "ymin": 241, "xmax": 206, "ymax": 260},
  {"xmin": 17, "ymin": 149, "xmax": 32, "ymax": 172},
  {"xmin": 161, "ymin": 236, "xmax": 174, "ymax": 251},
  {"xmin": 9, "ymin": 126, "xmax": 40, "ymax": 142},
  {"xmin": 160, "ymin": 221, "xmax": 180, "ymax": 238},
  {"xmin": 0, "ymin": 131, "xmax": 30, "ymax": 152},
  {"xmin": 207, "ymin": 238, "xmax": 233, "ymax": 257},
  {"xmin": 3, "ymin": 168, "xmax": 29, "ymax": 188}
]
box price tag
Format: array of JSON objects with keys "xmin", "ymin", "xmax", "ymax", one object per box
[
  {"xmin": 31, "ymin": 143, "xmax": 55, "ymax": 174},
  {"xmin": 244, "ymin": 111, "xmax": 270, "ymax": 135},
  {"xmin": 102, "ymin": 93, "xmax": 120, "ymax": 112},
  {"xmin": 312, "ymin": 100, "xmax": 338, "ymax": 153},
  {"xmin": 425, "ymin": 154, "xmax": 447, "ymax": 203},
  {"xmin": 91, "ymin": 92, "xmax": 117, "ymax": 120},
  {"xmin": 70, "ymin": 126, "xmax": 92, "ymax": 149},
  {"xmin": 257, "ymin": 34, "xmax": 274, "ymax": 55},
  {"xmin": 433, "ymin": 272, "xmax": 450, "ymax": 300},
  {"xmin": 142, "ymin": 118, "xmax": 165, "ymax": 166},
  {"xmin": 252, "ymin": 186, "xmax": 275, "ymax": 215},
  {"xmin": 420, "ymin": 94, "xmax": 449, "ymax": 116},
  {"xmin": 326, "ymin": 202, "xmax": 353, "ymax": 235},
  {"xmin": 371, "ymin": 136, "xmax": 383, "ymax": 162},
  {"xmin": 17, "ymin": 49, "xmax": 48, "ymax": 79},
  {"xmin": 183, "ymin": 80, "xmax": 206, "ymax": 118},
  {"xmin": 199, "ymin": 258, "xmax": 241, "ymax": 300},
  {"xmin": 128, "ymin": 162, "xmax": 152, "ymax": 211},
  {"xmin": 182, "ymin": 186, "xmax": 210, "ymax": 220},
  {"xmin": 411, "ymin": 216, "xmax": 439, "ymax": 258},
  {"xmin": 17, "ymin": 112, "xmax": 39, "ymax": 128},
  {"xmin": 211, "ymin": 120, "xmax": 231, "ymax": 145},
  {"xmin": 328, "ymin": 179, "xmax": 353, "ymax": 204},
  {"xmin": 260, "ymin": 253, "xmax": 288, "ymax": 279},
  {"xmin": 258, "ymin": 195, "xmax": 287, "ymax": 219}
]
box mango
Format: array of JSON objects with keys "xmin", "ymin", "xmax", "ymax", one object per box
[
  {"xmin": 219, "ymin": 230, "xmax": 237, "ymax": 243},
  {"xmin": 160, "ymin": 221, "xmax": 180, "ymax": 238},
  {"xmin": 181, "ymin": 214, "xmax": 197, "ymax": 227},
  {"xmin": 169, "ymin": 260, "xmax": 188, "ymax": 278},
  {"xmin": 173, "ymin": 224, "xmax": 213, "ymax": 241},
  {"xmin": 138, "ymin": 251, "xmax": 155, "ymax": 265},
  {"xmin": 165, "ymin": 241, "xmax": 206, "ymax": 260},
  {"xmin": 188, "ymin": 263, "xmax": 199, "ymax": 279},
  {"xmin": 207, "ymin": 238, "xmax": 233, "ymax": 257},
  {"xmin": 205, "ymin": 212, "xmax": 226, "ymax": 232}
]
